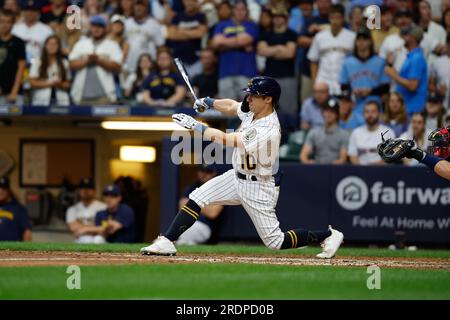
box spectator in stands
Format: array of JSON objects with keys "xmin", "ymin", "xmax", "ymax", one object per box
[
  {"xmin": 0, "ymin": 9, "xmax": 25, "ymax": 105},
  {"xmin": 379, "ymin": 8, "xmax": 441, "ymax": 84},
  {"xmin": 2, "ymin": 0, "xmax": 21, "ymax": 20},
  {"xmin": 123, "ymin": 53, "xmax": 153, "ymax": 102},
  {"xmin": 142, "ymin": 46, "xmax": 186, "ymax": 107},
  {"xmin": 115, "ymin": 0, "xmax": 134, "ymax": 19},
  {"xmin": 348, "ymin": 101, "xmax": 395, "ymax": 165},
  {"xmin": 417, "ymin": 1, "xmax": 447, "ymax": 46},
  {"xmin": 40, "ymin": 0, "xmax": 69, "ymax": 55},
  {"xmin": 40, "ymin": 0, "xmax": 66, "ymax": 25},
  {"xmin": 69, "ymin": 15, "xmax": 123, "ymax": 105},
  {"xmin": 349, "ymin": 5, "xmax": 364, "ymax": 32},
  {"xmin": 124, "ymin": 0, "xmax": 164, "ymax": 74},
  {"xmin": 208, "ymin": 1, "xmax": 232, "ymax": 40},
  {"xmin": 384, "ymin": 25, "xmax": 428, "ymax": 114},
  {"xmin": 297, "ymin": 0, "xmax": 329, "ymax": 103},
  {"xmin": 340, "ymin": 27, "xmax": 390, "ymax": 128},
  {"xmin": 66, "ymin": 178, "xmax": 107, "ymax": 244},
  {"xmin": 382, "ymin": 92, "xmax": 409, "ymax": 137},
  {"xmin": 192, "ymin": 48, "xmax": 218, "ymax": 98},
  {"xmin": 424, "ymin": 92, "xmax": 446, "ymax": 130},
  {"xmin": 0, "ymin": 176, "xmax": 32, "ymax": 241},
  {"xmin": 257, "ymin": 7, "xmax": 297, "ymax": 115},
  {"xmin": 12, "ymin": 0, "xmax": 53, "ymax": 62},
  {"xmin": 429, "ymin": 33, "xmax": 450, "ymax": 110},
  {"xmin": 95, "ymin": 184, "xmax": 136, "ymax": 243},
  {"xmin": 29, "ymin": 35, "xmax": 71, "ymax": 106},
  {"xmin": 150, "ymin": 0, "xmax": 174, "ymax": 24},
  {"xmin": 288, "ymin": 0, "xmax": 313, "ymax": 34},
  {"xmin": 338, "ymin": 90, "xmax": 359, "ymax": 131},
  {"xmin": 211, "ymin": 0, "xmax": 258, "ymax": 100},
  {"xmin": 300, "ymin": 98, "xmax": 349, "ymax": 164},
  {"xmin": 165, "ymin": 0, "xmax": 207, "ymax": 78},
  {"xmin": 258, "ymin": 8, "xmax": 272, "ymax": 34},
  {"xmin": 399, "ymin": 112, "xmax": 432, "ymax": 165},
  {"xmin": 108, "ymin": 14, "xmax": 129, "ymax": 64},
  {"xmin": 308, "ymin": 4, "xmax": 355, "ymax": 95},
  {"xmin": 300, "ymin": 81, "xmax": 329, "ymax": 130},
  {"xmin": 80, "ymin": 0, "xmax": 109, "ymax": 35},
  {"xmin": 443, "ymin": 8, "xmax": 450, "ymax": 34},
  {"xmin": 177, "ymin": 164, "xmax": 224, "ymax": 245},
  {"xmin": 371, "ymin": 5, "xmax": 398, "ymax": 53}
]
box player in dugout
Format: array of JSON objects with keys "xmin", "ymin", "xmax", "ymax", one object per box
[{"xmin": 0, "ymin": 176, "xmax": 32, "ymax": 241}]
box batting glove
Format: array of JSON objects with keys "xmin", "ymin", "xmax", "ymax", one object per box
[
  {"xmin": 172, "ymin": 113, "xmax": 207, "ymax": 133},
  {"xmin": 194, "ymin": 97, "xmax": 214, "ymax": 113}
]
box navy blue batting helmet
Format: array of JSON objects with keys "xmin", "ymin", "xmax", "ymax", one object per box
[{"xmin": 242, "ymin": 76, "xmax": 281, "ymax": 105}]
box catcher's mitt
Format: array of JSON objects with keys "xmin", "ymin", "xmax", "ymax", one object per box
[{"xmin": 377, "ymin": 131, "xmax": 415, "ymax": 163}]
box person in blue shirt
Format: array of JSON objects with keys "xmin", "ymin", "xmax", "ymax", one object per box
[
  {"xmin": 211, "ymin": 0, "xmax": 259, "ymax": 100},
  {"xmin": 340, "ymin": 27, "xmax": 390, "ymax": 128},
  {"xmin": 384, "ymin": 25, "xmax": 428, "ymax": 114},
  {"xmin": 141, "ymin": 47, "xmax": 186, "ymax": 107},
  {"xmin": 338, "ymin": 89, "xmax": 361, "ymax": 131},
  {"xmin": 0, "ymin": 176, "xmax": 32, "ymax": 241},
  {"xmin": 95, "ymin": 184, "xmax": 136, "ymax": 243}
]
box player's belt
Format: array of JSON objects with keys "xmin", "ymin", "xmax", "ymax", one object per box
[{"xmin": 236, "ymin": 172, "xmax": 282, "ymax": 186}]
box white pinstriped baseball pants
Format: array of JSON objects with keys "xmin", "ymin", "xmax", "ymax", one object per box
[{"xmin": 189, "ymin": 169, "xmax": 284, "ymax": 249}]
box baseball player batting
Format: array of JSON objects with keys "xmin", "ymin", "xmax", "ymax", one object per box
[{"xmin": 141, "ymin": 76, "xmax": 344, "ymax": 258}]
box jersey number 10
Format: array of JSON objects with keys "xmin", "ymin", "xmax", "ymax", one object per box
[{"xmin": 241, "ymin": 154, "xmax": 256, "ymax": 170}]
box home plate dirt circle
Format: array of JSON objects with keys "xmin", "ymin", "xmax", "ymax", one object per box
[{"xmin": 0, "ymin": 250, "xmax": 449, "ymax": 269}]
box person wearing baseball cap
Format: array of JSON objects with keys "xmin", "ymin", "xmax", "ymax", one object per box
[
  {"xmin": 65, "ymin": 178, "xmax": 107, "ymax": 244},
  {"xmin": 300, "ymin": 97, "xmax": 350, "ymax": 165},
  {"xmin": 384, "ymin": 24, "xmax": 428, "ymax": 114},
  {"xmin": 94, "ymin": 184, "xmax": 136, "ymax": 243},
  {"xmin": 12, "ymin": 0, "xmax": 53, "ymax": 63},
  {"xmin": 68, "ymin": 13, "xmax": 123, "ymax": 104},
  {"xmin": 176, "ymin": 165, "xmax": 224, "ymax": 245},
  {"xmin": 424, "ymin": 92, "xmax": 446, "ymax": 130},
  {"xmin": 0, "ymin": 176, "xmax": 32, "ymax": 241},
  {"xmin": 340, "ymin": 27, "xmax": 390, "ymax": 128}
]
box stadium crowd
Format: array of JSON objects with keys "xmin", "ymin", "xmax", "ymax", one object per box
[{"xmin": 1, "ymin": 0, "xmax": 450, "ymax": 166}]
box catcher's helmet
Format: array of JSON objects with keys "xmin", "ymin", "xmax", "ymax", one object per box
[
  {"xmin": 427, "ymin": 126, "xmax": 450, "ymax": 159},
  {"xmin": 242, "ymin": 76, "xmax": 281, "ymax": 105}
]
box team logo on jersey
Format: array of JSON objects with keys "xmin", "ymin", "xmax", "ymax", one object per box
[
  {"xmin": 243, "ymin": 128, "xmax": 257, "ymax": 142},
  {"xmin": 336, "ymin": 176, "xmax": 369, "ymax": 211}
]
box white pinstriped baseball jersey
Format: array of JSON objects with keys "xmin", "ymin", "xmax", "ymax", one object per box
[
  {"xmin": 232, "ymin": 102, "xmax": 281, "ymax": 176},
  {"xmin": 189, "ymin": 103, "xmax": 285, "ymax": 249}
]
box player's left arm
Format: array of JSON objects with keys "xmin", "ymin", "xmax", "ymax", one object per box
[{"xmin": 204, "ymin": 128, "xmax": 245, "ymax": 149}]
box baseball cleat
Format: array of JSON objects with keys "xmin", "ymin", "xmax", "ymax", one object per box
[
  {"xmin": 140, "ymin": 236, "xmax": 177, "ymax": 256},
  {"xmin": 316, "ymin": 226, "xmax": 344, "ymax": 259}
]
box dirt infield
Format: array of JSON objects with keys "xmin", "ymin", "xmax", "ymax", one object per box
[{"xmin": 0, "ymin": 250, "xmax": 449, "ymax": 269}]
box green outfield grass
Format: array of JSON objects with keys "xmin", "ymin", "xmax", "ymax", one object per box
[
  {"xmin": 0, "ymin": 242, "xmax": 449, "ymax": 300},
  {"xmin": 1, "ymin": 241, "xmax": 450, "ymax": 258},
  {"xmin": 0, "ymin": 264, "xmax": 449, "ymax": 299}
]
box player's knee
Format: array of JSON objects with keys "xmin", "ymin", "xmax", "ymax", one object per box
[{"xmin": 261, "ymin": 236, "xmax": 282, "ymax": 250}]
